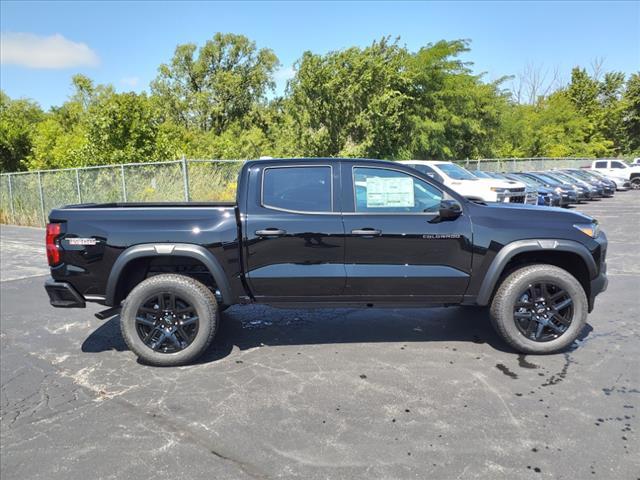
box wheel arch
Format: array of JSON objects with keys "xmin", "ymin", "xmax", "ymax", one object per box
[
  {"xmin": 476, "ymin": 239, "xmax": 596, "ymax": 306},
  {"xmin": 105, "ymin": 244, "xmax": 232, "ymax": 306}
]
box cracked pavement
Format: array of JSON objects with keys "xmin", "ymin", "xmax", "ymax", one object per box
[{"xmin": 1, "ymin": 194, "xmax": 639, "ymax": 479}]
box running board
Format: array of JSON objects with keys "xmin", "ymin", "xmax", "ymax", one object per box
[{"xmin": 95, "ymin": 306, "xmax": 121, "ymax": 320}]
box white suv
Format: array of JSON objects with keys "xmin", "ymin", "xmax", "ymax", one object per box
[{"xmin": 400, "ymin": 161, "xmax": 528, "ymax": 203}]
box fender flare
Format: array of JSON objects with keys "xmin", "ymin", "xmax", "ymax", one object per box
[
  {"xmin": 105, "ymin": 243, "xmax": 232, "ymax": 306},
  {"xmin": 476, "ymin": 239, "xmax": 597, "ymax": 306}
]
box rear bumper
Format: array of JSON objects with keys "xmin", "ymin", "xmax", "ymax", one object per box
[{"xmin": 45, "ymin": 279, "xmax": 86, "ymax": 308}]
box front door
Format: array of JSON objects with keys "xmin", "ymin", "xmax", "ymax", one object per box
[
  {"xmin": 341, "ymin": 163, "xmax": 473, "ymax": 303},
  {"xmin": 244, "ymin": 163, "xmax": 346, "ymax": 300}
]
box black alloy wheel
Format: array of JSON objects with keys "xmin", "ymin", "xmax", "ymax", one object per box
[
  {"xmin": 513, "ymin": 282, "xmax": 573, "ymax": 342},
  {"xmin": 135, "ymin": 292, "xmax": 199, "ymax": 353}
]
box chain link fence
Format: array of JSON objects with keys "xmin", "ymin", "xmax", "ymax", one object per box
[{"xmin": 0, "ymin": 157, "xmax": 597, "ymax": 227}]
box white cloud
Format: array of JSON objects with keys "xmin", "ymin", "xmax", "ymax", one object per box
[
  {"xmin": 0, "ymin": 32, "xmax": 99, "ymax": 69},
  {"xmin": 120, "ymin": 76, "xmax": 140, "ymax": 88}
]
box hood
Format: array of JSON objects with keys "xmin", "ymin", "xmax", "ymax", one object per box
[
  {"xmin": 476, "ymin": 178, "xmax": 525, "ymax": 189},
  {"xmin": 475, "ymin": 200, "xmax": 594, "ymax": 222}
]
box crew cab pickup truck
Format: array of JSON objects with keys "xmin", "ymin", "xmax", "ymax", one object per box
[
  {"xmin": 45, "ymin": 158, "xmax": 608, "ymax": 366},
  {"xmin": 590, "ymin": 159, "xmax": 640, "ymax": 190}
]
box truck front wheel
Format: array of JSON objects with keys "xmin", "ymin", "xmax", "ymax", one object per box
[
  {"xmin": 489, "ymin": 265, "xmax": 587, "ymax": 354},
  {"xmin": 120, "ymin": 274, "xmax": 218, "ymax": 366}
]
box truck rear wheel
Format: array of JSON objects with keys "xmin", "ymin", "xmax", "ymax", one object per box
[
  {"xmin": 120, "ymin": 274, "xmax": 218, "ymax": 366},
  {"xmin": 489, "ymin": 264, "xmax": 587, "ymax": 354}
]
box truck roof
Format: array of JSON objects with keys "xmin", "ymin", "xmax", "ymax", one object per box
[
  {"xmin": 245, "ymin": 157, "xmax": 392, "ymax": 164},
  {"xmin": 399, "ymin": 160, "xmax": 452, "ymax": 166}
]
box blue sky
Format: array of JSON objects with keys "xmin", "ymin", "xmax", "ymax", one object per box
[{"xmin": 1, "ymin": 0, "xmax": 639, "ymax": 109}]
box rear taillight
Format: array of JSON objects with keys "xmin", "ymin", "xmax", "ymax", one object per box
[{"xmin": 46, "ymin": 223, "xmax": 62, "ymax": 266}]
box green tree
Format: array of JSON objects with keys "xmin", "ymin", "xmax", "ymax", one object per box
[
  {"xmin": 84, "ymin": 92, "xmax": 167, "ymax": 165},
  {"xmin": 287, "ymin": 37, "xmax": 413, "ymax": 158},
  {"xmin": 151, "ymin": 33, "xmax": 279, "ymax": 134},
  {"xmin": 623, "ymin": 73, "xmax": 640, "ymax": 153},
  {"xmin": 407, "ymin": 40, "xmax": 508, "ymax": 159},
  {"xmin": 0, "ymin": 91, "xmax": 44, "ymax": 172}
]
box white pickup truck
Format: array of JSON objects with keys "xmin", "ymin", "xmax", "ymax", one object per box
[
  {"xmin": 400, "ymin": 160, "xmax": 529, "ymax": 203},
  {"xmin": 591, "ymin": 159, "xmax": 640, "ymax": 190}
]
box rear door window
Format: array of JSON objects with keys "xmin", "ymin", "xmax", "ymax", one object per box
[
  {"xmin": 262, "ymin": 166, "xmax": 332, "ymax": 212},
  {"xmin": 594, "ymin": 161, "xmax": 607, "ymax": 168}
]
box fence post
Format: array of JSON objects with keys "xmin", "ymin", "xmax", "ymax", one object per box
[
  {"xmin": 512, "ymin": 158, "xmax": 516, "ymax": 172},
  {"xmin": 37, "ymin": 171, "xmax": 46, "ymax": 227},
  {"xmin": 477, "ymin": 159, "xmax": 481, "ymax": 171},
  {"xmin": 75, "ymin": 168, "xmax": 82, "ymax": 203},
  {"xmin": 120, "ymin": 165, "xmax": 127, "ymax": 202},
  {"xmin": 182, "ymin": 156, "xmax": 190, "ymax": 201},
  {"xmin": 7, "ymin": 174, "xmax": 15, "ymax": 224}
]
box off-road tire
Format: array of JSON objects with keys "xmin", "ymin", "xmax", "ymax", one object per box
[
  {"xmin": 490, "ymin": 264, "xmax": 587, "ymax": 354},
  {"xmin": 120, "ymin": 274, "xmax": 218, "ymax": 366}
]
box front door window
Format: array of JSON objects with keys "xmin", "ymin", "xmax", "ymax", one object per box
[{"xmin": 353, "ymin": 167, "xmax": 442, "ymax": 214}]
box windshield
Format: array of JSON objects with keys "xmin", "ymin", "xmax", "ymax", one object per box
[
  {"xmin": 552, "ymin": 171, "xmax": 582, "ymax": 184},
  {"xmin": 507, "ymin": 174, "xmax": 535, "ymax": 187},
  {"xmin": 488, "ymin": 172, "xmax": 509, "ymax": 180},
  {"xmin": 437, "ymin": 163, "xmax": 477, "ymax": 180},
  {"xmin": 520, "ymin": 174, "xmax": 546, "ymax": 186},
  {"xmin": 472, "ymin": 170, "xmax": 492, "ymax": 179},
  {"xmin": 568, "ymin": 170, "xmax": 595, "ymax": 181},
  {"xmin": 536, "ymin": 173, "xmax": 565, "ymax": 185}
]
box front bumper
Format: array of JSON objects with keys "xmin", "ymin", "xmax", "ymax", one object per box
[
  {"xmin": 497, "ymin": 192, "xmax": 527, "ymax": 204},
  {"xmin": 589, "ymin": 271, "xmax": 608, "ymax": 312},
  {"xmin": 559, "ymin": 193, "xmax": 576, "ymax": 206},
  {"xmin": 45, "ymin": 279, "xmax": 86, "ymax": 308},
  {"xmin": 588, "ymin": 235, "xmax": 608, "ymax": 312}
]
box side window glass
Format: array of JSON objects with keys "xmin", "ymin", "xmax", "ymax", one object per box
[
  {"xmin": 594, "ymin": 161, "xmax": 607, "ymax": 168},
  {"xmin": 611, "ymin": 161, "xmax": 625, "ymax": 169},
  {"xmin": 262, "ymin": 166, "xmax": 332, "ymax": 212},
  {"xmin": 353, "ymin": 167, "xmax": 442, "ymax": 213}
]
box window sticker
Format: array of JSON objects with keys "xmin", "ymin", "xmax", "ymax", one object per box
[{"xmin": 365, "ymin": 176, "xmax": 415, "ymax": 208}]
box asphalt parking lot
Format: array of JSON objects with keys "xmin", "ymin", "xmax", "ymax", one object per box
[{"xmin": 1, "ymin": 193, "xmax": 639, "ymax": 480}]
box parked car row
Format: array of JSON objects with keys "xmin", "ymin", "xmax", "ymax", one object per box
[{"xmin": 401, "ymin": 160, "xmax": 637, "ymax": 208}]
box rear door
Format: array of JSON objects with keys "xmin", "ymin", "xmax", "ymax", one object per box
[
  {"xmin": 340, "ymin": 162, "xmax": 473, "ymax": 303},
  {"xmin": 243, "ymin": 162, "xmax": 346, "ymax": 300}
]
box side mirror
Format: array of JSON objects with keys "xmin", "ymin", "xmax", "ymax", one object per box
[{"xmin": 438, "ymin": 199, "xmax": 462, "ymax": 221}]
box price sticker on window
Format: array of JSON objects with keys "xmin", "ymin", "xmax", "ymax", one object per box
[{"xmin": 365, "ymin": 176, "xmax": 415, "ymax": 208}]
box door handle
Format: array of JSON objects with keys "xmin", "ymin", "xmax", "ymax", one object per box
[
  {"xmin": 255, "ymin": 228, "xmax": 287, "ymax": 237},
  {"xmin": 351, "ymin": 228, "xmax": 382, "ymax": 237}
]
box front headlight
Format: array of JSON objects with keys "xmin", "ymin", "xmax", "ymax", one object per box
[
  {"xmin": 554, "ymin": 187, "xmax": 563, "ymax": 193},
  {"xmin": 490, "ymin": 187, "xmax": 507, "ymax": 193},
  {"xmin": 574, "ymin": 222, "xmax": 600, "ymax": 238}
]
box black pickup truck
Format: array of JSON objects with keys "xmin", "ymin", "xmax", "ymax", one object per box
[{"xmin": 45, "ymin": 158, "xmax": 608, "ymax": 366}]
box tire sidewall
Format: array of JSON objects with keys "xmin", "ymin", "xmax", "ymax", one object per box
[
  {"xmin": 121, "ymin": 275, "xmax": 217, "ymax": 366},
  {"xmin": 494, "ymin": 266, "xmax": 587, "ymax": 354}
]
